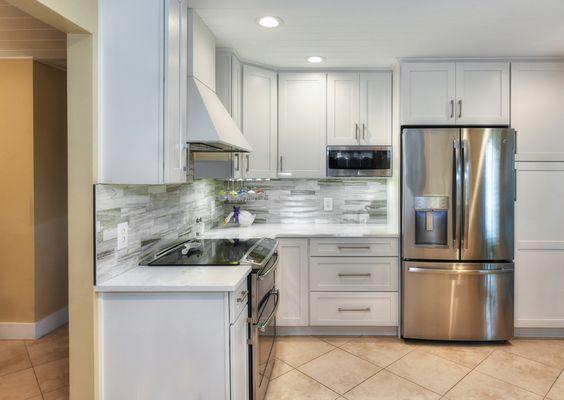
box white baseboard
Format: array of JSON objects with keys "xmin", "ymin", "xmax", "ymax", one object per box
[
  {"xmin": 278, "ymin": 326, "xmax": 398, "ymax": 336},
  {"xmin": 0, "ymin": 306, "xmax": 68, "ymax": 340},
  {"xmin": 514, "ymin": 327, "xmax": 564, "ymax": 338}
]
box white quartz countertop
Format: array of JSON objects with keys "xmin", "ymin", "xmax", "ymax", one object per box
[
  {"xmin": 202, "ymin": 223, "xmax": 399, "ymax": 240},
  {"xmin": 95, "ymin": 265, "xmax": 251, "ymax": 293}
]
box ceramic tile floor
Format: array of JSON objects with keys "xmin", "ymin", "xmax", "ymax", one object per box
[
  {"xmin": 268, "ymin": 335, "xmax": 564, "ymax": 400},
  {"xmin": 0, "ymin": 325, "xmax": 69, "ymax": 400}
]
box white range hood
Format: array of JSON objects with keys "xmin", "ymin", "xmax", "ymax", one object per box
[{"xmin": 187, "ymin": 10, "xmax": 252, "ymax": 153}]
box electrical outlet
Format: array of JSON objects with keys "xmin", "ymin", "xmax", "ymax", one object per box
[
  {"xmin": 323, "ymin": 197, "xmax": 333, "ymax": 211},
  {"xmin": 117, "ymin": 222, "xmax": 128, "ymax": 250}
]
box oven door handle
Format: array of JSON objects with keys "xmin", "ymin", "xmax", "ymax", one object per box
[
  {"xmin": 258, "ymin": 251, "xmax": 279, "ymax": 280},
  {"xmin": 256, "ymin": 289, "xmax": 279, "ymax": 332}
]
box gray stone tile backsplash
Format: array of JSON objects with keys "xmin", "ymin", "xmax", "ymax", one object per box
[{"xmin": 95, "ymin": 178, "xmax": 388, "ymax": 283}]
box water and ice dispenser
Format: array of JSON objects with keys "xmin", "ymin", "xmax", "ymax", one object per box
[{"xmin": 414, "ymin": 196, "xmax": 449, "ymax": 246}]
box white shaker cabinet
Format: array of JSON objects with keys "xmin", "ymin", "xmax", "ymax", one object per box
[
  {"xmin": 455, "ymin": 62, "xmax": 509, "ymax": 125},
  {"xmin": 401, "ymin": 63, "xmax": 456, "ymax": 125},
  {"xmin": 243, "ymin": 65, "xmax": 278, "ymax": 178},
  {"xmin": 327, "ymin": 73, "xmax": 360, "ymax": 145},
  {"xmin": 100, "ymin": 0, "xmax": 188, "ymax": 184},
  {"xmin": 99, "ymin": 291, "xmax": 249, "ymax": 400},
  {"xmin": 278, "ymin": 73, "xmax": 327, "ymax": 178},
  {"xmin": 327, "ymin": 72, "xmax": 392, "ymax": 146},
  {"xmin": 515, "ymin": 163, "xmax": 564, "ymax": 329},
  {"xmin": 512, "ymin": 63, "xmax": 564, "ymax": 161},
  {"xmin": 276, "ymin": 239, "xmax": 309, "ymax": 326},
  {"xmin": 400, "ymin": 62, "xmax": 509, "ymax": 126}
]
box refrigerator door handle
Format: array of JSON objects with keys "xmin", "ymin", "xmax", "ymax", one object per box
[
  {"xmin": 452, "ymin": 139, "xmax": 460, "ymax": 249},
  {"xmin": 407, "ymin": 267, "xmax": 512, "ymax": 275},
  {"xmin": 460, "ymin": 139, "xmax": 467, "ymax": 249}
]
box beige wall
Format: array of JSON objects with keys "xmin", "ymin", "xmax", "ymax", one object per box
[
  {"xmin": 0, "ymin": 59, "xmax": 36, "ymax": 323},
  {"xmin": 33, "ymin": 60, "xmax": 68, "ymax": 320}
]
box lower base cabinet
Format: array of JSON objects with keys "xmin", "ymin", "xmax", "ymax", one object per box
[
  {"xmin": 99, "ymin": 291, "xmax": 248, "ymax": 400},
  {"xmin": 310, "ymin": 292, "xmax": 398, "ymax": 326}
]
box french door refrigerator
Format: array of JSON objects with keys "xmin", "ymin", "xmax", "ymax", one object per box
[{"xmin": 402, "ymin": 127, "xmax": 515, "ymax": 341}]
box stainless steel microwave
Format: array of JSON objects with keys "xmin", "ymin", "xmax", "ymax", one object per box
[{"xmin": 326, "ymin": 145, "xmax": 392, "ymax": 177}]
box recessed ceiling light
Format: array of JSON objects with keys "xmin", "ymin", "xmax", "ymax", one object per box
[
  {"xmin": 257, "ymin": 16, "xmax": 282, "ymax": 28},
  {"xmin": 307, "ymin": 56, "xmax": 325, "ymax": 63}
]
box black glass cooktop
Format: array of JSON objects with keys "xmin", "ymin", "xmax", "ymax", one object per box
[{"xmin": 144, "ymin": 238, "xmax": 277, "ymax": 267}]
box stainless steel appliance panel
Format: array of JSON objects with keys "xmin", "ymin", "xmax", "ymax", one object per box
[
  {"xmin": 402, "ymin": 128, "xmax": 461, "ymax": 260},
  {"xmin": 460, "ymin": 128, "xmax": 515, "ymax": 261},
  {"xmin": 402, "ymin": 261, "xmax": 514, "ymax": 341}
]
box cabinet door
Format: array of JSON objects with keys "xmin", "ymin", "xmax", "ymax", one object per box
[
  {"xmin": 327, "ymin": 73, "xmax": 360, "ymax": 145},
  {"xmin": 230, "ymin": 306, "xmax": 249, "ymax": 400},
  {"xmin": 164, "ymin": 0, "xmax": 188, "ymax": 183},
  {"xmin": 276, "ymin": 239, "xmax": 309, "ymax": 326},
  {"xmin": 243, "ymin": 65, "xmax": 278, "ymax": 178},
  {"xmin": 515, "ymin": 163, "xmax": 564, "ymax": 328},
  {"xmin": 278, "ymin": 73, "xmax": 327, "ymax": 178},
  {"xmin": 231, "ymin": 56, "xmax": 243, "ymax": 129},
  {"xmin": 400, "ymin": 63, "xmax": 456, "ymax": 125},
  {"xmin": 512, "ymin": 63, "xmax": 564, "ymax": 161},
  {"xmin": 455, "ymin": 62, "xmax": 509, "ymax": 125},
  {"xmin": 359, "ymin": 72, "xmax": 392, "ymax": 145}
]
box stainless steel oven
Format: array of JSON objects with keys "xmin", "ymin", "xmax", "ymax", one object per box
[{"xmin": 326, "ymin": 145, "xmax": 392, "ymax": 177}]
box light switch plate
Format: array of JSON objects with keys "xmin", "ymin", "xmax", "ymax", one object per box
[
  {"xmin": 323, "ymin": 197, "xmax": 333, "ymax": 211},
  {"xmin": 117, "ymin": 222, "xmax": 128, "ymax": 250}
]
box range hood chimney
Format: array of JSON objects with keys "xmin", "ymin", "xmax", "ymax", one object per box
[{"xmin": 187, "ymin": 10, "xmax": 252, "ymax": 153}]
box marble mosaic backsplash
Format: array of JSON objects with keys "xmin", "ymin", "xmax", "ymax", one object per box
[
  {"xmin": 95, "ymin": 180, "xmax": 221, "ymax": 284},
  {"xmin": 220, "ymin": 179, "xmax": 388, "ymax": 225}
]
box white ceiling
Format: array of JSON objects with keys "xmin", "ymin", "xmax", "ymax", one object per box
[{"xmin": 191, "ymin": 0, "xmax": 564, "ymax": 68}]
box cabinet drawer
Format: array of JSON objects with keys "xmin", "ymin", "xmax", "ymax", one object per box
[
  {"xmin": 229, "ymin": 279, "xmax": 249, "ymax": 323},
  {"xmin": 310, "ymin": 257, "xmax": 398, "ymax": 292},
  {"xmin": 310, "ymin": 292, "xmax": 398, "ymax": 326},
  {"xmin": 310, "ymin": 238, "xmax": 398, "ymax": 257}
]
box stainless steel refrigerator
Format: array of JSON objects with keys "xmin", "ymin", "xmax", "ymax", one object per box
[{"xmin": 401, "ymin": 127, "xmax": 515, "ymax": 341}]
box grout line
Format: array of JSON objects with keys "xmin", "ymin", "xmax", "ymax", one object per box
[
  {"xmin": 383, "ymin": 367, "xmax": 446, "ymax": 397},
  {"xmin": 542, "ymin": 367, "xmax": 563, "ymax": 400},
  {"xmin": 291, "ymin": 368, "xmax": 342, "ymax": 399},
  {"xmin": 473, "ymin": 349, "xmax": 557, "ymax": 398},
  {"xmin": 24, "ymin": 342, "xmax": 44, "ymax": 399},
  {"xmin": 501, "ymin": 345, "xmax": 564, "ymax": 370}
]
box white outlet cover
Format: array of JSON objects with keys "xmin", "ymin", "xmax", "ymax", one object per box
[
  {"xmin": 323, "ymin": 197, "xmax": 333, "ymax": 212},
  {"xmin": 117, "ymin": 222, "xmax": 128, "ymax": 250}
]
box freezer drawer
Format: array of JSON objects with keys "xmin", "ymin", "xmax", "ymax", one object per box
[{"xmin": 402, "ymin": 261, "xmax": 513, "ymax": 341}]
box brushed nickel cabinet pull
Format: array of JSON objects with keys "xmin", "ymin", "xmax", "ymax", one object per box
[
  {"xmin": 458, "ymin": 100, "xmax": 462, "ymax": 118},
  {"xmin": 450, "ymin": 100, "xmax": 454, "ymax": 118},
  {"xmin": 338, "ymin": 307, "xmax": 371, "ymax": 312},
  {"xmin": 337, "ymin": 273, "xmax": 371, "ymax": 277},
  {"xmin": 337, "ymin": 246, "xmax": 371, "ymax": 250}
]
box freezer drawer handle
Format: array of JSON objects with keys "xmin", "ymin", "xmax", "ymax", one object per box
[
  {"xmin": 337, "ymin": 273, "xmax": 372, "ymax": 277},
  {"xmin": 338, "ymin": 307, "xmax": 371, "ymax": 312},
  {"xmin": 407, "ymin": 267, "xmax": 512, "ymax": 275}
]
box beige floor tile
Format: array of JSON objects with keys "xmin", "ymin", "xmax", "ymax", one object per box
[
  {"xmin": 0, "ymin": 340, "xmax": 31, "ymax": 377},
  {"xmin": 416, "ymin": 342, "xmax": 496, "ymax": 369},
  {"xmin": 0, "ymin": 368, "xmax": 41, "ymax": 400},
  {"xmin": 276, "ymin": 336, "xmax": 334, "ymax": 367},
  {"xmin": 505, "ymin": 339, "xmax": 564, "ymax": 369},
  {"xmin": 345, "ymin": 369, "xmax": 440, "ymax": 400},
  {"xmin": 386, "ymin": 350, "xmax": 470, "ymax": 395},
  {"xmin": 265, "ymin": 369, "xmax": 339, "ymax": 400},
  {"xmin": 27, "ymin": 396, "xmax": 43, "ymax": 400},
  {"xmin": 298, "ymin": 348, "xmax": 380, "ymax": 394},
  {"xmin": 26, "ymin": 325, "xmax": 69, "ymax": 366},
  {"xmin": 34, "ymin": 357, "xmax": 69, "ymax": 393},
  {"xmin": 445, "ymin": 370, "xmax": 542, "ymax": 400},
  {"xmin": 317, "ymin": 336, "xmax": 357, "ymax": 347},
  {"xmin": 43, "ymin": 385, "xmax": 70, "ymax": 400},
  {"xmin": 271, "ymin": 359, "xmax": 294, "ymax": 380},
  {"xmin": 476, "ymin": 350, "xmax": 560, "ymax": 396},
  {"xmin": 341, "ymin": 337, "xmax": 415, "ymax": 368},
  {"xmin": 547, "ymin": 371, "xmax": 564, "ymax": 400}
]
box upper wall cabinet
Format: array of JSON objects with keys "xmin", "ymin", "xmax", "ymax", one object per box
[
  {"xmin": 400, "ymin": 62, "xmax": 509, "ymax": 126},
  {"xmin": 327, "ymin": 72, "xmax": 392, "ymax": 145},
  {"xmin": 100, "ymin": 0, "xmax": 188, "ymax": 184},
  {"xmin": 242, "ymin": 65, "xmax": 278, "ymax": 178},
  {"xmin": 216, "ymin": 49, "xmax": 242, "ymax": 129},
  {"xmin": 512, "ymin": 63, "xmax": 564, "ymax": 161},
  {"xmin": 278, "ymin": 73, "xmax": 327, "ymax": 178}
]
